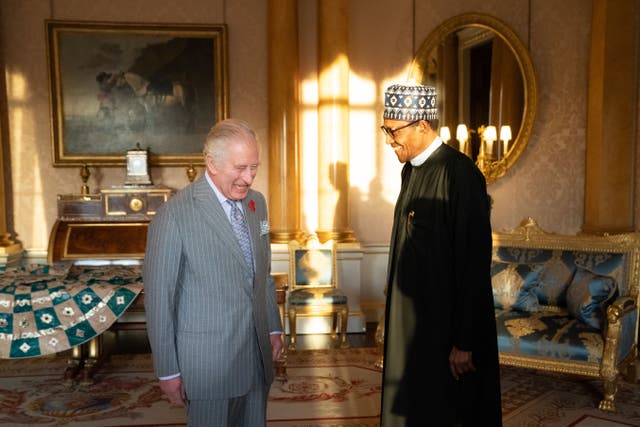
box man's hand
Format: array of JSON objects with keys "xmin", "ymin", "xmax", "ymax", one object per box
[
  {"xmin": 270, "ymin": 333, "xmax": 284, "ymax": 361},
  {"xmin": 159, "ymin": 376, "xmax": 186, "ymax": 407},
  {"xmin": 449, "ymin": 346, "xmax": 476, "ymax": 380}
]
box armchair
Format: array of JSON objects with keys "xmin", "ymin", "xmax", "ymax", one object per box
[{"xmin": 287, "ymin": 236, "xmax": 349, "ymax": 350}]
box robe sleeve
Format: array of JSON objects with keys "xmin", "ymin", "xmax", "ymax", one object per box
[{"xmin": 450, "ymin": 159, "xmax": 493, "ymax": 352}]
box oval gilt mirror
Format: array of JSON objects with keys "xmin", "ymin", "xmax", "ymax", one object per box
[{"xmin": 408, "ymin": 13, "xmax": 537, "ymax": 183}]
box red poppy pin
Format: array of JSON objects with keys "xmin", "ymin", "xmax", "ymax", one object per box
[{"xmin": 249, "ymin": 199, "xmax": 256, "ymax": 212}]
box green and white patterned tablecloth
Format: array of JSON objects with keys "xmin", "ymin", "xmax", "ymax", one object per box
[{"xmin": 0, "ymin": 264, "xmax": 143, "ymax": 358}]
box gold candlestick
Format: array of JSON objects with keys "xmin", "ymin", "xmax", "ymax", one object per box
[
  {"xmin": 186, "ymin": 164, "xmax": 198, "ymax": 182},
  {"xmin": 80, "ymin": 164, "xmax": 90, "ymax": 194}
]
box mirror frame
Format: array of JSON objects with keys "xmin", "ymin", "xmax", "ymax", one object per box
[{"xmin": 408, "ymin": 13, "xmax": 537, "ymax": 183}]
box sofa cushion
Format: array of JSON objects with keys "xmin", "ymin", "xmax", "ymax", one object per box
[
  {"xmin": 493, "ymin": 249, "xmax": 576, "ymax": 306},
  {"xmin": 572, "ymin": 252, "xmax": 626, "ymax": 294},
  {"xmin": 491, "ymin": 262, "xmax": 541, "ymax": 312},
  {"xmin": 566, "ymin": 268, "xmax": 617, "ymax": 330},
  {"xmin": 289, "ymin": 288, "xmax": 348, "ymax": 306},
  {"xmin": 534, "ymin": 256, "xmax": 575, "ymax": 306}
]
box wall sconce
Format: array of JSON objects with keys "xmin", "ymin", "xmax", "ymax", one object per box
[
  {"xmin": 440, "ymin": 126, "xmax": 451, "ymax": 144},
  {"xmin": 449, "ymin": 123, "xmax": 511, "ymax": 182},
  {"xmin": 477, "ymin": 124, "xmax": 506, "ymax": 180}
]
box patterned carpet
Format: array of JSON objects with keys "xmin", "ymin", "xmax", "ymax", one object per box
[
  {"xmin": 0, "ymin": 348, "xmax": 381, "ymax": 427},
  {"xmin": 500, "ymin": 365, "xmax": 640, "ymax": 426},
  {"xmin": 0, "ymin": 348, "xmax": 639, "ymax": 426}
]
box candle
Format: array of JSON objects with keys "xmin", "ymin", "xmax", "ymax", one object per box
[
  {"xmin": 483, "ymin": 126, "xmax": 497, "ymax": 159},
  {"xmin": 456, "ymin": 124, "xmax": 468, "ymax": 155},
  {"xmin": 456, "ymin": 124, "xmax": 468, "ymax": 142},
  {"xmin": 440, "ymin": 126, "xmax": 451, "ymax": 144},
  {"xmin": 500, "ymin": 125, "xmax": 512, "ymax": 155}
]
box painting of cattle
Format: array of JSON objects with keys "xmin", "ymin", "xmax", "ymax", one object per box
[{"xmin": 46, "ymin": 20, "xmax": 228, "ymax": 166}]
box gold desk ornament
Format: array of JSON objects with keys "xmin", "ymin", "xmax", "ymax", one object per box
[
  {"xmin": 80, "ymin": 164, "xmax": 91, "ymax": 195},
  {"xmin": 186, "ymin": 164, "xmax": 198, "ymax": 182},
  {"xmin": 124, "ymin": 143, "xmax": 152, "ymax": 186}
]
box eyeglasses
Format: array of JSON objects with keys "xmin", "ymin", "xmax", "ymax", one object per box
[{"xmin": 380, "ymin": 120, "xmax": 421, "ymax": 138}]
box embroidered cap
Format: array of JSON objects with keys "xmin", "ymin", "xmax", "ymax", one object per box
[{"xmin": 383, "ymin": 84, "xmax": 437, "ymax": 121}]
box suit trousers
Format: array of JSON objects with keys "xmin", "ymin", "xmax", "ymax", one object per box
[
  {"xmin": 187, "ymin": 382, "xmax": 269, "ymax": 427},
  {"xmin": 187, "ymin": 336, "xmax": 269, "ymax": 426}
]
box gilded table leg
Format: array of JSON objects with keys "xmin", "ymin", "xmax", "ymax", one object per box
[
  {"xmin": 330, "ymin": 312, "xmax": 339, "ymax": 340},
  {"xmin": 274, "ymin": 277, "xmax": 288, "ymax": 380},
  {"xmin": 288, "ymin": 308, "xmax": 297, "ymax": 351},
  {"xmin": 374, "ymin": 311, "xmax": 385, "ymax": 369},
  {"xmin": 80, "ymin": 336, "xmax": 104, "ymax": 384},
  {"xmin": 64, "ymin": 344, "xmax": 84, "ymax": 382},
  {"xmin": 339, "ymin": 306, "xmax": 349, "ymax": 349}
]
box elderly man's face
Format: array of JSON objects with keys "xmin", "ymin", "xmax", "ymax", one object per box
[
  {"xmin": 207, "ymin": 139, "xmax": 259, "ymax": 201},
  {"xmin": 382, "ymin": 119, "xmax": 430, "ymax": 163}
]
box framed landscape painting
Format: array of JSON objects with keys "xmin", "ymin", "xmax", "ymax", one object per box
[{"xmin": 46, "ymin": 20, "xmax": 228, "ymax": 166}]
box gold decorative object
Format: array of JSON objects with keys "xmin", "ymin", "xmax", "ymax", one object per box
[
  {"xmin": 315, "ymin": 230, "xmax": 357, "ymax": 244},
  {"xmin": 453, "ymin": 124, "xmax": 510, "ymax": 183},
  {"xmin": 129, "ymin": 198, "xmax": 144, "ymax": 212},
  {"xmin": 186, "ymin": 164, "xmax": 198, "ymax": 182},
  {"xmin": 475, "ymin": 124, "xmax": 508, "ymax": 182},
  {"xmin": 80, "ymin": 164, "xmax": 90, "ymax": 194}
]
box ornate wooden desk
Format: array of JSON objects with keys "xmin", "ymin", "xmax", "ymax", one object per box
[{"xmin": 48, "ymin": 186, "xmax": 172, "ymax": 381}]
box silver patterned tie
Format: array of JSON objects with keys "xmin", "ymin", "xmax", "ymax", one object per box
[{"xmin": 226, "ymin": 199, "xmax": 254, "ymax": 273}]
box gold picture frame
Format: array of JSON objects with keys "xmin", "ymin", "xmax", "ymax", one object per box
[{"xmin": 46, "ymin": 20, "xmax": 228, "ymax": 167}]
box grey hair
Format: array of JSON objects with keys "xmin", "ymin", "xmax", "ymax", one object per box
[{"xmin": 203, "ymin": 118, "xmax": 258, "ymax": 166}]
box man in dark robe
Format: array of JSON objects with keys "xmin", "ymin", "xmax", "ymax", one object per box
[{"xmin": 380, "ymin": 83, "xmax": 502, "ymax": 426}]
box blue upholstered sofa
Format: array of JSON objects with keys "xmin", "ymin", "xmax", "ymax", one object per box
[{"xmin": 491, "ymin": 217, "xmax": 640, "ymax": 411}]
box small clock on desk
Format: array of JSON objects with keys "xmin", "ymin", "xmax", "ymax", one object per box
[{"xmin": 125, "ymin": 143, "xmax": 153, "ymax": 186}]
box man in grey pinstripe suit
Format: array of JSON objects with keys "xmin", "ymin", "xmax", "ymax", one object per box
[{"xmin": 144, "ymin": 118, "xmax": 284, "ymax": 426}]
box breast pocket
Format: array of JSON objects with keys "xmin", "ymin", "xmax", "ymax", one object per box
[{"xmin": 406, "ymin": 209, "xmax": 433, "ymax": 240}]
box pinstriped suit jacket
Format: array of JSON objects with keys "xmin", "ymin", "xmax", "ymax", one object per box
[{"xmin": 143, "ymin": 176, "xmax": 282, "ymax": 400}]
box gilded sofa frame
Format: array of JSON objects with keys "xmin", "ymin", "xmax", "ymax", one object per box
[{"xmin": 493, "ymin": 217, "xmax": 640, "ymax": 411}]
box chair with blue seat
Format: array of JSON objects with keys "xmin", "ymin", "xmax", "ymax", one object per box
[{"xmin": 287, "ymin": 235, "xmax": 349, "ymax": 350}]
